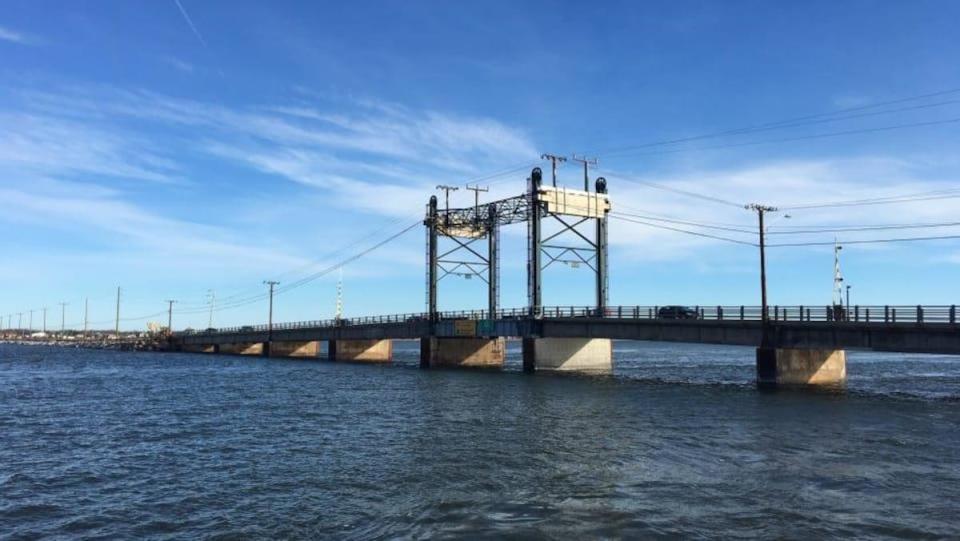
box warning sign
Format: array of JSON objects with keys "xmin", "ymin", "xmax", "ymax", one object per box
[{"xmin": 454, "ymin": 320, "xmax": 476, "ymax": 336}]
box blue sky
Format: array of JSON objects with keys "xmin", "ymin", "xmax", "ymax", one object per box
[{"xmin": 2, "ymin": 0, "xmax": 960, "ymax": 330}]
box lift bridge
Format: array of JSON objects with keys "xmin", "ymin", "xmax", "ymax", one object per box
[{"xmin": 174, "ymin": 167, "xmax": 960, "ymax": 387}]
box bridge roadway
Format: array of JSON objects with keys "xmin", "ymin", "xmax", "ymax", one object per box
[{"xmin": 175, "ymin": 304, "xmax": 960, "ymax": 356}]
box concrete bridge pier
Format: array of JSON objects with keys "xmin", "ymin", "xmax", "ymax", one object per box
[
  {"xmin": 267, "ymin": 340, "xmax": 321, "ymax": 358},
  {"xmin": 328, "ymin": 339, "xmax": 393, "ymax": 362},
  {"xmin": 183, "ymin": 344, "xmax": 218, "ymax": 354},
  {"xmin": 420, "ymin": 337, "xmax": 505, "ymax": 368},
  {"xmin": 219, "ymin": 342, "xmax": 264, "ymax": 356},
  {"xmin": 756, "ymin": 347, "xmax": 847, "ymax": 386},
  {"xmin": 522, "ymin": 337, "xmax": 613, "ymax": 373}
]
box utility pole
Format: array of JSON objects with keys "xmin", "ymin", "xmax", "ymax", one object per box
[
  {"xmin": 465, "ymin": 183, "xmax": 488, "ymax": 223},
  {"xmin": 427, "ymin": 196, "xmax": 439, "ymax": 321},
  {"xmin": 207, "ymin": 289, "xmax": 216, "ymax": 329},
  {"xmin": 59, "ymin": 302, "xmax": 68, "ymax": 333},
  {"xmin": 571, "ymin": 154, "xmax": 598, "ymax": 191},
  {"xmin": 84, "ymin": 298, "xmax": 89, "ymax": 337},
  {"xmin": 435, "ymin": 185, "xmax": 459, "ymax": 214},
  {"xmin": 335, "ymin": 267, "xmax": 344, "ymax": 321},
  {"xmin": 165, "ymin": 300, "xmax": 176, "ymax": 333},
  {"xmin": 746, "ymin": 204, "xmax": 777, "ymax": 333},
  {"xmin": 115, "ymin": 286, "xmax": 121, "ymax": 337},
  {"xmin": 540, "ymin": 153, "xmax": 567, "ymax": 187},
  {"xmin": 263, "ymin": 280, "xmax": 279, "ymax": 341}
]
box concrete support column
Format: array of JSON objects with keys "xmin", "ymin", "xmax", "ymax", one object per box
[
  {"xmin": 420, "ymin": 337, "xmax": 505, "ymax": 368},
  {"xmin": 183, "ymin": 344, "xmax": 218, "ymax": 354},
  {"xmin": 756, "ymin": 347, "xmax": 847, "ymax": 386},
  {"xmin": 219, "ymin": 342, "xmax": 264, "ymax": 356},
  {"xmin": 522, "ymin": 337, "xmax": 612, "ymax": 373},
  {"xmin": 268, "ymin": 340, "xmax": 320, "ymax": 358},
  {"xmin": 328, "ymin": 339, "xmax": 393, "ymax": 362}
]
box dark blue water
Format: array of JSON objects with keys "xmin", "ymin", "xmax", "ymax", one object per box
[{"xmin": 2, "ymin": 341, "xmax": 959, "ymax": 539}]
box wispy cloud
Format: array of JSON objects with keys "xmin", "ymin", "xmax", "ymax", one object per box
[
  {"xmin": 11, "ymin": 85, "xmax": 537, "ymax": 198},
  {"xmin": 0, "ymin": 25, "xmax": 38, "ymax": 45},
  {"xmin": 172, "ymin": 0, "xmax": 208, "ymax": 48},
  {"xmin": 0, "ymin": 111, "xmax": 179, "ymax": 183},
  {"xmin": 161, "ymin": 56, "xmax": 195, "ymax": 73}
]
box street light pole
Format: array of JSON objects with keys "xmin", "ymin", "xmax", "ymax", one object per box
[{"xmin": 846, "ymin": 285, "xmax": 852, "ymax": 320}]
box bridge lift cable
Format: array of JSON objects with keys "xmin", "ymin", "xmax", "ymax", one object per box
[{"xmin": 585, "ymin": 86, "xmax": 960, "ymax": 158}]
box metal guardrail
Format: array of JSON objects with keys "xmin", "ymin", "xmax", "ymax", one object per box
[{"xmin": 177, "ymin": 304, "xmax": 959, "ymax": 337}]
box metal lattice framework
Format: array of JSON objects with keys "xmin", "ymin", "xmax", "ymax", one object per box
[{"xmin": 425, "ymin": 167, "xmax": 611, "ymax": 322}]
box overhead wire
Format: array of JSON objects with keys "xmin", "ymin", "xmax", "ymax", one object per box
[
  {"xmin": 587, "ymin": 87, "xmax": 960, "ymax": 157},
  {"xmin": 767, "ymin": 234, "xmax": 960, "ymax": 248},
  {"xmin": 609, "ymin": 214, "xmax": 757, "ymax": 246}
]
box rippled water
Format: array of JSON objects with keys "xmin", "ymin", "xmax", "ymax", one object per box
[{"xmin": 2, "ymin": 341, "xmax": 959, "ymax": 539}]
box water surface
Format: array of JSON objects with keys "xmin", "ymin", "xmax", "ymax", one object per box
[{"xmin": 1, "ymin": 342, "xmax": 958, "ymax": 538}]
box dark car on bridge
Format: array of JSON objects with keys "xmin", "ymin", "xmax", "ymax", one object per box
[{"xmin": 658, "ymin": 305, "xmax": 700, "ymax": 320}]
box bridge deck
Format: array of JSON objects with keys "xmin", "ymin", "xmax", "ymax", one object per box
[{"xmin": 174, "ymin": 305, "xmax": 960, "ymax": 356}]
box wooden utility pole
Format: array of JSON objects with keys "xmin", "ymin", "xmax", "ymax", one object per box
[
  {"xmin": 263, "ymin": 281, "xmax": 280, "ymax": 341},
  {"xmin": 746, "ymin": 204, "xmax": 777, "ymax": 332},
  {"xmin": 540, "ymin": 153, "xmax": 566, "ymax": 187},
  {"xmin": 571, "ymin": 154, "xmax": 598, "ymax": 191},
  {"xmin": 165, "ymin": 300, "xmax": 177, "ymax": 333}
]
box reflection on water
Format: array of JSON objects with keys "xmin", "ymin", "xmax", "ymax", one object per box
[{"xmin": 1, "ymin": 341, "xmax": 958, "ymax": 538}]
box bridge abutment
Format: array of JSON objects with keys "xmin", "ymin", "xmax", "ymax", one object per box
[
  {"xmin": 267, "ymin": 340, "xmax": 321, "ymax": 358},
  {"xmin": 756, "ymin": 347, "xmax": 846, "ymax": 386},
  {"xmin": 522, "ymin": 337, "xmax": 613, "ymax": 373},
  {"xmin": 419, "ymin": 337, "xmax": 505, "ymax": 368},
  {"xmin": 328, "ymin": 339, "xmax": 393, "ymax": 362}
]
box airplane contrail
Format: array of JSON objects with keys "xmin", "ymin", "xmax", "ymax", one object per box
[{"xmin": 173, "ymin": 0, "xmax": 208, "ymax": 48}]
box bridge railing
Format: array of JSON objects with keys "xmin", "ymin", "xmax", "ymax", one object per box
[{"xmin": 178, "ymin": 304, "xmax": 957, "ymax": 337}]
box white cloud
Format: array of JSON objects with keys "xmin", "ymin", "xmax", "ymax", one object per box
[{"xmin": 0, "ymin": 25, "xmax": 37, "ymax": 45}]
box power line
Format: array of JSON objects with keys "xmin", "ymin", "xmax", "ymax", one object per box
[
  {"xmin": 611, "ymin": 210, "xmax": 756, "ymax": 234},
  {"xmin": 588, "ymin": 86, "xmax": 960, "ymax": 157},
  {"xmin": 173, "ymin": 220, "xmax": 422, "ymax": 315},
  {"xmin": 778, "ymin": 188, "xmax": 960, "ymax": 210},
  {"xmin": 601, "ymin": 117, "xmax": 960, "ymax": 159},
  {"xmin": 601, "ymin": 171, "xmax": 746, "ymax": 208},
  {"xmin": 766, "ymin": 221, "xmax": 960, "ymax": 234},
  {"xmin": 609, "ymin": 214, "xmax": 757, "ymax": 246},
  {"xmin": 767, "ymin": 234, "xmax": 960, "ymax": 248}
]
